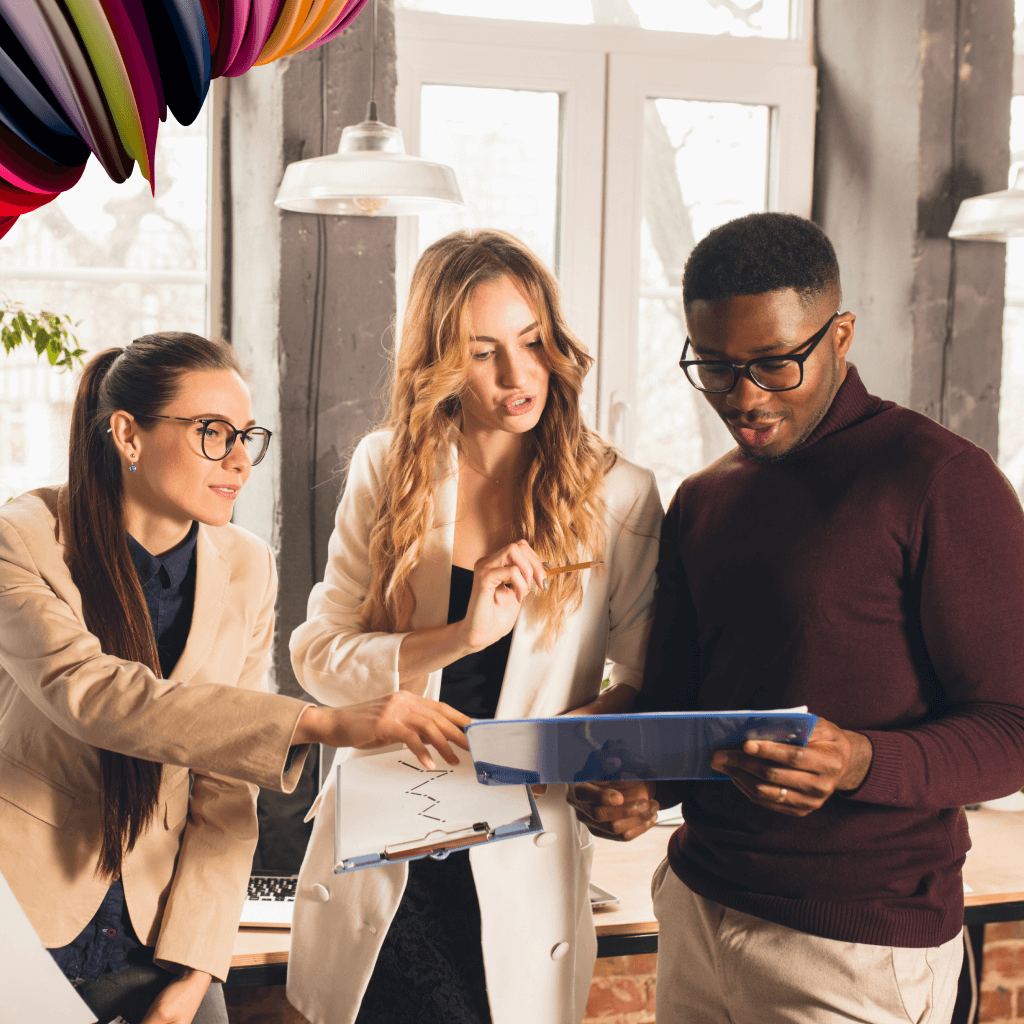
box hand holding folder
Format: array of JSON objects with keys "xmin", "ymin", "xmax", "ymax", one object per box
[{"xmin": 464, "ymin": 708, "xmax": 819, "ymax": 785}]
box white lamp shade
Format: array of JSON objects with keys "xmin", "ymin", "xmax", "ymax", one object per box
[
  {"xmin": 948, "ymin": 166, "xmax": 1024, "ymax": 241},
  {"xmin": 275, "ymin": 120, "xmax": 464, "ymax": 216}
]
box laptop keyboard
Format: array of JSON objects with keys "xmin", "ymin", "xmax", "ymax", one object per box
[{"xmin": 246, "ymin": 875, "xmax": 297, "ymax": 902}]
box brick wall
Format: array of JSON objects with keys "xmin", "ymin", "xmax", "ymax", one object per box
[
  {"xmin": 583, "ymin": 954, "xmax": 656, "ymax": 1024},
  {"xmin": 226, "ymin": 926, "xmax": 1024, "ymax": 1024},
  {"xmin": 222, "ymin": 960, "xmax": 664, "ymax": 1024},
  {"xmin": 981, "ymin": 922, "xmax": 1024, "ymax": 1023}
]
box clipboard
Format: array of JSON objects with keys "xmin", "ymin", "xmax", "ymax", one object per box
[
  {"xmin": 333, "ymin": 750, "xmax": 543, "ymax": 873},
  {"xmin": 465, "ymin": 709, "xmax": 819, "ymax": 785}
]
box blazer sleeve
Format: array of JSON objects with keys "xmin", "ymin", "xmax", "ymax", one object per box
[
  {"xmin": 604, "ymin": 464, "xmax": 664, "ymax": 691},
  {"xmin": 0, "ymin": 517, "xmax": 309, "ymax": 794},
  {"xmin": 152, "ymin": 544, "xmax": 281, "ymax": 981},
  {"xmin": 289, "ymin": 433, "xmax": 411, "ymax": 706}
]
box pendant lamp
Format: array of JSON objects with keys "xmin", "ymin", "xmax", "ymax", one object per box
[
  {"xmin": 274, "ymin": 0, "xmax": 463, "ymax": 217},
  {"xmin": 948, "ymin": 164, "xmax": 1024, "ymax": 241}
]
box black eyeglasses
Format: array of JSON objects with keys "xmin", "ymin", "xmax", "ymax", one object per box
[
  {"xmin": 678, "ymin": 313, "xmax": 839, "ymax": 394},
  {"xmin": 150, "ymin": 416, "xmax": 273, "ymax": 465}
]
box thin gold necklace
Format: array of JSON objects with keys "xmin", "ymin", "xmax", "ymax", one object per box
[{"xmin": 461, "ymin": 456, "xmax": 503, "ymax": 486}]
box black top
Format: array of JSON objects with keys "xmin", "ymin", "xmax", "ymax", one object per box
[
  {"xmin": 438, "ymin": 566, "xmax": 511, "ymax": 719},
  {"xmin": 127, "ymin": 521, "xmax": 199, "ymax": 677},
  {"xmin": 49, "ymin": 525, "xmax": 199, "ymax": 981},
  {"xmin": 355, "ymin": 564, "xmax": 509, "ymax": 1024}
]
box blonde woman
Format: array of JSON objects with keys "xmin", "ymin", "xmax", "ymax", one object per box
[{"xmin": 287, "ymin": 230, "xmax": 663, "ymax": 1024}]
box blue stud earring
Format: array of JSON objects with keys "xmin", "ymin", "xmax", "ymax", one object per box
[{"xmin": 130, "ymin": 464, "xmax": 137, "ymax": 472}]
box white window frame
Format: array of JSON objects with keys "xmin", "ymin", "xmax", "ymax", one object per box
[
  {"xmin": 395, "ymin": 5, "xmax": 816, "ymax": 446},
  {"xmin": 600, "ymin": 51, "xmax": 816, "ymax": 450},
  {"xmin": 397, "ymin": 26, "xmax": 606, "ymax": 418}
]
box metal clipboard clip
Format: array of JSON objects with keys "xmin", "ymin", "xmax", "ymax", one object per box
[
  {"xmin": 384, "ymin": 822, "xmax": 494, "ymax": 861},
  {"xmin": 335, "ymin": 775, "xmax": 542, "ymax": 873}
]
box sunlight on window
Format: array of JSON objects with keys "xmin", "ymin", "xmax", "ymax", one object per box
[
  {"xmin": 417, "ymin": 86, "xmax": 561, "ymax": 271},
  {"xmin": 397, "ymin": 0, "xmax": 790, "ymax": 39},
  {"xmin": 0, "ymin": 112, "xmax": 208, "ymax": 501},
  {"xmin": 636, "ymin": 99, "xmax": 771, "ymax": 507}
]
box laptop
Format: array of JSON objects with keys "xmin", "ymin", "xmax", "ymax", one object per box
[
  {"xmin": 239, "ymin": 872, "xmax": 617, "ymax": 928},
  {"xmin": 240, "ymin": 870, "xmax": 298, "ymax": 928}
]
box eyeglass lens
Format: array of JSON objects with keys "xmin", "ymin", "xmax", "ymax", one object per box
[
  {"xmin": 685, "ymin": 358, "xmax": 803, "ymax": 393},
  {"xmin": 197, "ymin": 421, "xmax": 272, "ymax": 465}
]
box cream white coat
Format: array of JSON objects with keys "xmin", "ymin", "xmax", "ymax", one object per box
[{"xmin": 286, "ymin": 430, "xmax": 663, "ymax": 1024}]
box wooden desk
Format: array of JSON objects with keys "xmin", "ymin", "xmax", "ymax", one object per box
[
  {"xmin": 962, "ymin": 808, "xmax": 1024, "ymax": 922},
  {"xmin": 225, "ymin": 810, "xmax": 1024, "ymax": 987}
]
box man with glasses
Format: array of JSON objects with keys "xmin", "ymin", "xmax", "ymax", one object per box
[{"xmin": 570, "ymin": 212, "xmax": 1024, "ymax": 1023}]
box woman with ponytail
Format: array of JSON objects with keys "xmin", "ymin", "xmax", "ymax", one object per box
[
  {"xmin": 288, "ymin": 231, "xmax": 664, "ymax": 1024},
  {"xmin": 0, "ymin": 332, "xmax": 470, "ymax": 1024}
]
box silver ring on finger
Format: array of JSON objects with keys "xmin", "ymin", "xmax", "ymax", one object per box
[{"xmin": 777, "ymin": 787, "xmax": 788, "ymax": 804}]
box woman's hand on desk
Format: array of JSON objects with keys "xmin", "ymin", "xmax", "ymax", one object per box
[
  {"xmin": 140, "ymin": 968, "xmax": 211, "ymax": 1024},
  {"xmin": 567, "ymin": 780, "xmax": 660, "ymax": 841},
  {"xmin": 294, "ymin": 693, "xmax": 471, "ymax": 771},
  {"xmin": 397, "ymin": 541, "xmax": 548, "ymax": 680}
]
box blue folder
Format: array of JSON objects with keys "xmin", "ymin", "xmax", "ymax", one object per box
[{"xmin": 466, "ymin": 710, "xmax": 819, "ymax": 786}]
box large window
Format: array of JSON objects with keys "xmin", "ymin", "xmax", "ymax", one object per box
[
  {"xmin": 396, "ymin": 3, "xmax": 816, "ymax": 502},
  {"xmin": 0, "ymin": 111, "xmax": 210, "ymax": 502}
]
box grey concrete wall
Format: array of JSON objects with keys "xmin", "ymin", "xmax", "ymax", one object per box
[
  {"xmin": 912, "ymin": 0, "xmax": 1012, "ymax": 450},
  {"xmin": 813, "ymin": 0, "xmax": 922, "ymax": 408},
  {"xmin": 814, "ymin": 0, "xmax": 1012, "ymax": 457},
  {"xmin": 220, "ymin": 6, "xmax": 397, "ymax": 864},
  {"xmin": 225, "ymin": 8, "xmax": 397, "ymax": 700}
]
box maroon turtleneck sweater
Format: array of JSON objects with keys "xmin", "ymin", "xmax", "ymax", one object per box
[{"xmin": 639, "ymin": 366, "xmax": 1024, "ymax": 947}]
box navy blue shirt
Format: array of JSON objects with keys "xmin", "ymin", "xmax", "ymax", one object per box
[{"xmin": 49, "ymin": 524, "xmax": 199, "ymax": 981}]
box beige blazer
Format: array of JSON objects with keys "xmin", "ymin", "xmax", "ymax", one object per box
[
  {"xmin": 0, "ymin": 486, "xmax": 312, "ymax": 982},
  {"xmin": 287, "ymin": 431, "xmax": 664, "ymax": 1024}
]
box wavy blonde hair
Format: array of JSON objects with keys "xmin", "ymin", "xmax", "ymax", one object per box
[{"xmin": 361, "ymin": 229, "xmax": 616, "ymax": 641}]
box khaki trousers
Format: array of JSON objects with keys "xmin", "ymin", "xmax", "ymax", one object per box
[{"xmin": 651, "ymin": 859, "xmax": 963, "ymax": 1024}]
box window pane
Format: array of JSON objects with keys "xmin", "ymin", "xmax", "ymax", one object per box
[
  {"xmin": 398, "ymin": 0, "xmax": 791, "ymax": 39},
  {"xmin": 0, "ymin": 111, "xmax": 208, "ymax": 502},
  {"xmin": 2, "ymin": 113, "xmax": 207, "ymax": 273},
  {"xmin": 635, "ymin": 98, "xmax": 771, "ymax": 507},
  {"xmin": 998, "ymin": 96, "xmax": 1024, "ymax": 497},
  {"xmin": 417, "ymin": 85, "xmax": 561, "ymax": 270}
]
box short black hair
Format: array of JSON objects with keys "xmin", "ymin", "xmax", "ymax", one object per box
[{"xmin": 682, "ymin": 212, "xmax": 840, "ymax": 307}]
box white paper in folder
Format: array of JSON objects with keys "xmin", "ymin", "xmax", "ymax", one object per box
[
  {"xmin": 333, "ymin": 750, "xmax": 542, "ymax": 872},
  {"xmin": 0, "ymin": 868, "xmax": 96, "ymax": 1024}
]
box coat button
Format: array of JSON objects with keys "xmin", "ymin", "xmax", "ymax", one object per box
[
  {"xmin": 550, "ymin": 942, "xmax": 569, "ymax": 960},
  {"xmin": 311, "ymin": 883, "xmax": 330, "ymax": 902},
  {"xmin": 106, "ymin": 928, "xmax": 117, "ymax": 938},
  {"xmin": 533, "ymin": 831, "xmax": 557, "ymax": 848}
]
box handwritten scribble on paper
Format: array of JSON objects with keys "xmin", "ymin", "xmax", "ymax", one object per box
[{"xmin": 398, "ymin": 759, "xmax": 453, "ymax": 823}]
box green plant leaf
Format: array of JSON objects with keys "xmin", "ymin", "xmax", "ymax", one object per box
[{"xmin": 0, "ymin": 300, "xmax": 85, "ymax": 371}]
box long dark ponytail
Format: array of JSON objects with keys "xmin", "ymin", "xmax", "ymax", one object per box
[{"xmin": 65, "ymin": 332, "xmax": 243, "ymax": 878}]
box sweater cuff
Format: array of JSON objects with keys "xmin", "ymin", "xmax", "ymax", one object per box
[{"xmin": 838, "ymin": 730, "xmax": 900, "ymax": 804}]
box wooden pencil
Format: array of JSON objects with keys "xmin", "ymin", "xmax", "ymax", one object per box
[{"xmin": 544, "ymin": 560, "xmax": 603, "ymax": 576}]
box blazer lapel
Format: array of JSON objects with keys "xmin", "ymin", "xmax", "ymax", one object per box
[
  {"xmin": 47, "ymin": 485, "xmax": 84, "ymax": 621},
  {"xmin": 169, "ymin": 524, "xmax": 230, "ymax": 684},
  {"xmin": 410, "ymin": 444, "xmax": 457, "ymax": 632}
]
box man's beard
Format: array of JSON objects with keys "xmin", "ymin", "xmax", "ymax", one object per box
[{"xmin": 733, "ymin": 352, "xmax": 840, "ymax": 464}]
